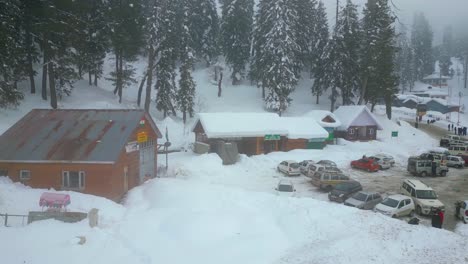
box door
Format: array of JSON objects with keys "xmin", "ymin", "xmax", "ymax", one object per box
[{"xmin": 139, "ymin": 140, "xmax": 156, "ymax": 183}]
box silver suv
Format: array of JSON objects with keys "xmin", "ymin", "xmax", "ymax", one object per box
[{"xmin": 400, "ymin": 179, "xmax": 444, "ymax": 215}]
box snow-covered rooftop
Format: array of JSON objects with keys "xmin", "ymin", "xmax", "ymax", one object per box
[
  {"xmin": 280, "ymin": 117, "xmax": 329, "ymax": 139},
  {"xmin": 333, "ymin": 105, "xmax": 383, "ymax": 130},
  {"xmin": 303, "ymin": 110, "xmax": 342, "ymax": 128},
  {"xmin": 194, "ymin": 112, "xmax": 328, "ymax": 139}
]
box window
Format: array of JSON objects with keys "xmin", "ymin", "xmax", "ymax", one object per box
[
  {"xmin": 20, "ymin": 170, "xmax": 31, "ymax": 181},
  {"xmin": 0, "ymin": 169, "xmax": 8, "ymax": 176},
  {"xmin": 405, "ymin": 199, "xmax": 411, "ymax": 206},
  {"xmin": 398, "ymin": 201, "xmax": 404, "ymax": 208},
  {"xmin": 331, "ymin": 174, "xmax": 339, "ymax": 180},
  {"xmin": 410, "ymin": 188, "xmax": 416, "ymax": 197},
  {"xmin": 349, "ymin": 128, "xmax": 355, "ymax": 135},
  {"xmin": 368, "ymin": 128, "xmax": 374, "ymax": 135},
  {"xmin": 62, "ymin": 171, "xmax": 85, "ymax": 189}
]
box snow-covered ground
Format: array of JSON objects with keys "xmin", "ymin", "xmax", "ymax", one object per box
[{"xmin": 1, "ymin": 57, "xmax": 468, "ymax": 263}]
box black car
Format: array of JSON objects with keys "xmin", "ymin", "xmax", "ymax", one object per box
[
  {"xmin": 328, "ymin": 181, "xmax": 363, "ymax": 203},
  {"xmin": 440, "ymin": 139, "xmax": 449, "ymax": 147}
]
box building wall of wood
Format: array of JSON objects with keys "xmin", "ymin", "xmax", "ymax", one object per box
[
  {"xmin": 336, "ymin": 125, "xmax": 378, "ymax": 141},
  {"xmin": 284, "ymin": 139, "xmax": 307, "ymax": 151},
  {"xmin": 0, "ymin": 115, "xmax": 161, "ymax": 201}
]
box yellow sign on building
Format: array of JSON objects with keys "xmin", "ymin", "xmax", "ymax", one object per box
[{"xmin": 137, "ymin": 131, "xmax": 148, "ymax": 143}]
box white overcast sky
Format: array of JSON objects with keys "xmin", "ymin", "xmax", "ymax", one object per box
[{"xmin": 322, "ymin": 0, "xmax": 468, "ymax": 43}]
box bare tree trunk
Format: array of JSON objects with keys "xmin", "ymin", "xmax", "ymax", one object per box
[
  {"xmin": 113, "ymin": 52, "xmax": 119, "ymax": 95},
  {"xmin": 182, "ymin": 111, "xmax": 186, "ymax": 124},
  {"xmin": 330, "ymin": 88, "xmax": 336, "ymax": 112},
  {"xmin": 316, "ymin": 93, "xmax": 320, "ymax": 104},
  {"xmin": 370, "ymin": 102, "xmax": 376, "ymax": 112},
  {"xmin": 88, "ymin": 69, "xmax": 92, "ymax": 86},
  {"xmin": 218, "ymin": 71, "xmax": 223, "ymax": 97},
  {"xmin": 94, "ymin": 65, "xmax": 98, "ymax": 86},
  {"xmin": 78, "ymin": 65, "xmax": 82, "ymax": 79},
  {"xmin": 41, "ymin": 36, "xmax": 48, "ymax": 101},
  {"xmin": 137, "ymin": 72, "xmax": 147, "ymax": 107},
  {"xmin": 358, "ymin": 76, "xmax": 368, "ymax": 105},
  {"xmin": 464, "ymin": 56, "xmax": 467, "ymax": 89},
  {"xmin": 144, "ymin": 46, "xmax": 155, "ymax": 112},
  {"xmin": 118, "ymin": 53, "xmax": 123, "ymax": 103},
  {"xmin": 48, "ymin": 62, "xmax": 57, "ymax": 109},
  {"xmin": 28, "ymin": 58, "xmax": 35, "ymax": 94}
]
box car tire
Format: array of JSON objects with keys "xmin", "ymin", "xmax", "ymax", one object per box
[
  {"xmin": 440, "ymin": 171, "xmax": 447, "ymax": 177},
  {"xmin": 464, "ymin": 218, "xmax": 467, "ymax": 224},
  {"xmin": 416, "ymin": 206, "xmax": 422, "ymax": 215},
  {"xmin": 409, "ymin": 210, "xmax": 415, "ymax": 217},
  {"xmin": 325, "ymin": 185, "xmax": 333, "ymax": 192},
  {"xmin": 420, "ymin": 171, "xmax": 427, "ymax": 177},
  {"xmin": 391, "ymin": 214, "xmax": 397, "ymax": 218}
]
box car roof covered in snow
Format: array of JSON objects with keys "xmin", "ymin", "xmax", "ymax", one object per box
[
  {"xmin": 193, "ymin": 112, "xmax": 329, "ymax": 139},
  {"xmin": 332, "ymin": 106, "xmax": 383, "ymax": 130}
]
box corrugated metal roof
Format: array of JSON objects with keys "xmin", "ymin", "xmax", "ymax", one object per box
[{"xmin": 0, "ymin": 109, "xmax": 161, "ymax": 163}]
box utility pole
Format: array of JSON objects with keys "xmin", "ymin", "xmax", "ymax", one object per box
[{"xmin": 336, "ymin": 0, "xmax": 339, "ymax": 24}]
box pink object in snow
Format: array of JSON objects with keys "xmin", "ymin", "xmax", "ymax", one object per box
[{"xmin": 39, "ymin": 192, "xmax": 71, "ymax": 208}]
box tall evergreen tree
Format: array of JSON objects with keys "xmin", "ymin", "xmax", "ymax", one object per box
[
  {"xmin": 107, "ymin": 0, "xmax": 144, "ymax": 103},
  {"xmin": 178, "ymin": 2, "xmax": 196, "ymax": 123},
  {"xmin": 411, "ymin": 12, "xmax": 434, "ymax": 81},
  {"xmin": 361, "ymin": 0, "xmax": 398, "ymax": 119},
  {"xmin": 251, "ymin": 0, "xmax": 301, "ymax": 115},
  {"xmin": 331, "ymin": 0, "xmax": 361, "ymax": 107},
  {"xmin": 186, "ymin": 0, "xmax": 220, "ymax": 65},
  {"xmin": 220, "ymin": 0, "xmax": 254, "ymax": 84},
  {"xmin": 0, "ymin": 0, "xmax": 25, "ymax": 108},
  {"xmin": 156, "ymin": 0, "xmax": 180, "ymax": 117},
  {"xmin": 395, "ymin": 25, "xmax": 415, "ymax": 93},
  {"xmin": 310, "ymin": 0, "xmax": 329, "ymax": 104},
  {"xmin": 293, "ymin": 0, "xmax": 317, "ymax": 71}
]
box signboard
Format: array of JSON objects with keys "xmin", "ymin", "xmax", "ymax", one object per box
[
  {"xmin": 264, "ymin": 134, "xmax": 281, "ymax": 141},
  {"xmin": 125, "ymin": 141, "xmax": 139, "ymax": 153},
  {"xmin": 137, "ymin": 131, "xmax": 148, "ymax": 143},
  {"xmin": 391, "ymin": 131, "xmax": 398, "ymax": 137}
]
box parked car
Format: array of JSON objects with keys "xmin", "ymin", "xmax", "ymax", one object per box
[
  {"xmin": 311, "ymin": 171, "xmax": 350, "ymax": 191},
  {"xmin": 317, "ymin": 160, "xmax": 337, "ymax": 167},
  {"xmin": 374, "ymin": 194, "xmax": 415, "ymax": 218},
  {"xmin": 306, "ymin": 164, "xmax": 341, "ymax": 178},
  {"xmin": 275, "ymin": 180, "xmax": 296, "ymax": 192},
  {"xmin": 372, "ymin": 154, "xmax": 395, "ymax": 167},
  {"xmin": 440, "ymin": 138, "xmax": 450, "ymax": 147},
  {"xmin": 350, "ymin": 158, "xmax": 380, "ymax": 172},
  {"xmin": 298, "ymin": 160, "xmax": 315, "ymax": 174},
  {"xmin": 446, "ymin": 155, "xmax": 465, "ymax": 168},
  {"xmin": 328, "ymin": 181, "xmax": 362, "ymax": 203},
  {"xmin": 455, "ymin": 200, "xmax": 468, "ymax": 224},
  {"xmin": 400, "ymin": 179, "xmax": 444, "ymax": 215},
  {"xmin": 368, "ymin": 156, "xmax": 391, "ymax": 170},
  {"xmin": 344, "ymin": 191, "xmax": 383, "ymax": 210},
  {"xmin": 407, "ymin": 156, "xmax": 448, "ymax": 177},
  {"xmin": 277, "ymin": 160, "xmax": 301, "ymax": 176}
]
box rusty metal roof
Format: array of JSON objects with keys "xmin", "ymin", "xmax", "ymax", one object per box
[{"xmin": 0, "ymin": 109, "xmax": 162, "ymax": 163}]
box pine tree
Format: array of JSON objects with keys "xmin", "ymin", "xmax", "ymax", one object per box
[
  {"xmin": 331, "ymin": 0, "xmax": 361, "ymax": 107},
  {"xmin": 252, "ymin": 0, "xmax": 301, "ymax": 115},
  {"xmin": 107, "ymin": 0, "xmax": 145, "ymax": 103},
  {"xmin": 186, "ymin": 0, "xmax": 220, "ymax": 65},
  {"xmin": 220, "ymin": 0, "xmax": 254, "ymax": 84},
  {"xmin": 178, "ymin": 3, "xmax": 196, "ymax": 124},
  {"xmin": 395, "ymin": 25, "xmax": 414, "ymax": 93},
  {"xmin": 411, "ymin": 12, "xmax": 434, "ymax": 81},
  {"xmin": 361, "ymin": 0, "xmax": 398, "ymax": 119},
  {"xmin": 156, "ymin": 0, "xmax": 180, "ymax": 117},
  {"xmin": 293, "ymin": 0, "xmax": 317, "ymax": 71},
  {"xmin": 310, "ymin": 0, "xmax": 329, "ymax": 104},
  {"xmin": 0, "ymin": 0, "xmax": 25, "ymax": 108},
  {"xmin": 439, "ymin": 47, "xmax": 452, "ymax": 77}
]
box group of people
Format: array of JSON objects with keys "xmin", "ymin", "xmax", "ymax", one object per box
[
  {"xmin": 431, "ymin": 208, "xmax": 445, "ymax": 229},
  {"xmin": 447, "ymin": 123, "xmax": 467, "ymax": 136}
]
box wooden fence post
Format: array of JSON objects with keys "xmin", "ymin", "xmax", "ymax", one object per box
[{"xmin": 4, "ymin": 213, "xmax": 8, "ymax": 227}]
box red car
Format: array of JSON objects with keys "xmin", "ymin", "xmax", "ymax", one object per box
[{"xmin": 350, "ymin": 158, "xmax": 380, "ymax": 172}]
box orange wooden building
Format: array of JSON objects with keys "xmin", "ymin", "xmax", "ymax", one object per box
[{"xmin": 0, "ymin": 109, "xmax": 162, "ymax": 201}]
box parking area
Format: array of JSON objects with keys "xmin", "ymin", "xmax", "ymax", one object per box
[{"xmin": 282, "ymin": 164, "xmax": 466, "ymax": 231}]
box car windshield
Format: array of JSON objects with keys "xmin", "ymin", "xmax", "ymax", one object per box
[
  {"xmin": 334, "ymin": 183, "xmax": 352, "ymax": 191},
  {"xmin": 416, "ymin": 190, "xmax": 437, "ymax": 199},
  {"xmin": 290, "ymin": 163, "xmax": 300, "ymax": 169},
  {"xmin": 353, "ymin": 192, "xmax": 368, "ymax": 201},
  {"xmin": 381, "ymin": 198, "xmax": 399, "ymax": 208}
]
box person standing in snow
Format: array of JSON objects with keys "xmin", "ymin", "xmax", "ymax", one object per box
[
  {"xmin": 431, "ymin": 209, "xmax": 441, "ymax": 228},
  {"xmin": 438, "ymin": 209, "xmax": 444, "ymax": 228},
  {"xmin": 448, "ymin": 124, "xmax": 451, "ymax": 131}
]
